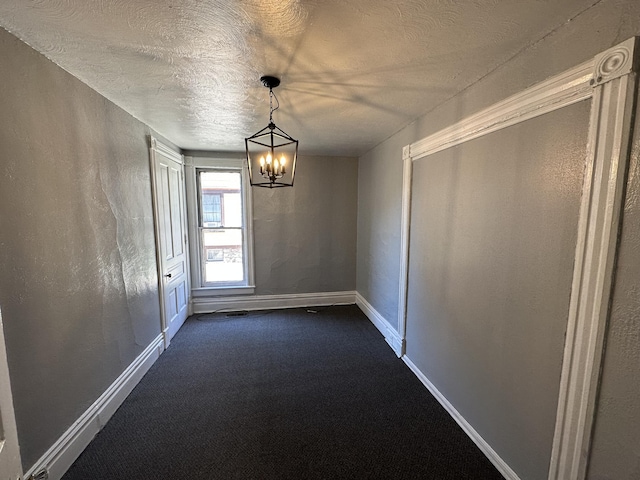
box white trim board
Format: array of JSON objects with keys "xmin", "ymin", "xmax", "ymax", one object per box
[
  {"xmin": 24, "ymin": 335, "xmax": 165, "ymax": 480},
  {"xmin": 355, "ymin": 293, "xmax": 403, "ymax": 357},
  {"xmin": 549, "ymin": 38, "xmax": 638, "ymax": 480},
  {"xmin": 407, "ymin": 60, "xmax": 593, "ymax": 161},
  {"xmin": 396, "ymin": 149, "xmax": 412, "ymax": 357},
  {"xmin": 403, "ymin": 356, "xmax": 521, "ymax": 480},
  {"xmin": 400, "ymin": 37, "xmax": 639, "ymax": 480},
  {"xmin": 191, "ymin": 291, "xmax": 356, "ymax": 314}
]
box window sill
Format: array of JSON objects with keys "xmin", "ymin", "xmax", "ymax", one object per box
[{"xmin": 192, "ymin": 286, "xmax": 255, "ymax": 297}]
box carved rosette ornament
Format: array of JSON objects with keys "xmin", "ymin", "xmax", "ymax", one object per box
[{"xmin": 591, "ymin": 37, "xmax": 638, "ymax": 86}]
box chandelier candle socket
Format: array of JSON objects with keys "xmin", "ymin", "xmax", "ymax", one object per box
[{"xmin": 245, "ymin": 75, "xmax": 298, "ymax": 188}]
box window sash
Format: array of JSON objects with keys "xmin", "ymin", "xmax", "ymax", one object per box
[{"xmin": 196, "ymin": 168, "xmax": 248, "ymax": 287}]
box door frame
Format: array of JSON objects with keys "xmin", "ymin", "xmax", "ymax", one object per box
[
  {"xmin": 149, "ymin": 136, "xmax": 191, "ymax": 348},
  {"xmin": 0, "ymin": 307, "xmax": 23, "ymax": 480}
]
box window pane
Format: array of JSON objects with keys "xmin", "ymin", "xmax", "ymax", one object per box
[
  {"xmin": 199, "ymin": 171, "xmax": 242, "ymax": 228},
  {"xmin": 202, "ymin": 193, "xmax": 222, "ymax": 226},
  {"xmin": 202, "ymin": 228, "xmax": 244, "ymax": 283},
  {"xmin": 222, "ymin": 192, "xmax": 242, "ymax": 227}
]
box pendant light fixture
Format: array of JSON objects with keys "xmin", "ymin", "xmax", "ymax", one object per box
[{"xmin": 245, "ymin": 76, "xmax": 298, "ymax": 188}]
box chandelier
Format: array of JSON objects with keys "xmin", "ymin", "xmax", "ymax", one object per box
[{"xmin": 245, "ymin": 76, "xmax": 298, "ymax": 188}]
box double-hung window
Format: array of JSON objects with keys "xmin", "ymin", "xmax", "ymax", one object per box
[{"xmin": 186, "ymin": 156, "xmax": 254, "ymax": 295}]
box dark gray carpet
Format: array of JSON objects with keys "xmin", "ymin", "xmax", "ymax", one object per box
[{"xmin": 62, "ymin": 305, "xmax": 504, "ymax": 479}]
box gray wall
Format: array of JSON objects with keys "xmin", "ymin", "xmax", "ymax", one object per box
[
  {"xmin": 405, "ymin": 102, "xmax": 589, "ymax": 479},
  {"xmin": 355, "ymin": 0, "xmax": 640, "ymax": 478},
  {"xmin": 253, "ymin": 155, "xmax": 358, "ymax": 295},
  {"xmin": 356, "ymin": 141, "xmax": 403, "ymax": 328},
  {"xmin": 0, "ymin": 23, "xmax": 357, "ymax": 473},
  {"xmin": 0, "ymin": 27, "xmax": 162, "ymax": 469}
]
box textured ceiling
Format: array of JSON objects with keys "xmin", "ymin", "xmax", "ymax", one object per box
[{"xmin": 0, "ymin": 0, "xmax": 598, "ymax": 156}]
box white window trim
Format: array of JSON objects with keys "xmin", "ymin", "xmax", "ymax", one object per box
[{"xmin": 184, "ymin": 154, "xmax": 255, "ymax": 296}]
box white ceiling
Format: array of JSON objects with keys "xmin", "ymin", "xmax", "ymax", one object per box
[{"xmin": 0, "ymin": 0, "xmax": 598, "ymax": 156}]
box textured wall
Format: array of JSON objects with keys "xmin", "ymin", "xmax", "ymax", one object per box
[
  {"xmin": 355, "ymin": 0, "xmax": 640, "ymax": 478},
  {"xmin": 405, "ymin": 103, "xmax": 589, "ymax": 480},
  {"xmin": 0, "ymin": 28, "xmax": 161, "ymax": 469},
  {"xmin": 356, "ymin": 142, "xmax": 403, "ymax": 329},
  {"xmin": 252, "ymin": 155, "xmax": 358, "ymax": 295}
]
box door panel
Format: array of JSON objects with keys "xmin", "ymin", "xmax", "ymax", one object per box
[
  {"xmin": 170, "ymin": 169, "xmax": 184, "ymax": 257},
  {"xmin": 151, "ymin": 141, "xmax": 189, "ymax": 346},
  {"xmin": 0, "ymin": 308, "xmax": 22, "ymax": 480}
]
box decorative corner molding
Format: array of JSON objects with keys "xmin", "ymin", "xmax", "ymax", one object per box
[
  {"xmin": 591, "ymin": 37, "xmax": 638, "ymax": 87},
  {"xmin": 402, "ymin": 145, "xmax": 411, "ymax": 160},
  {"xmin": 150, "ymin": 135, "xmax": 183, "ymax": 163}
]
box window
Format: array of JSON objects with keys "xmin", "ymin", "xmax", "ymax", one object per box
[
  {"xmin": 186, "ymin": 156, "xmax": 254, "ymax": 295},
  {"xmin": 195, "ymin": 167, "xmax": 252, "ymax": 288}
]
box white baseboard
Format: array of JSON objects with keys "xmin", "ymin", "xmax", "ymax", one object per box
[
  {"xmin": 402, "ymin": 356, "xmax": 520, "ymax": 480},
  {"xmin": 191, "ymin": 290, "xmax": 356, "ymax": 314},
  {"xmin": 355, "ymin": 292, "xmax": 403, "ymax": 357},
  {"xmin": 24, "ymin": 334, "xmax": 165, "ymax": 480}
]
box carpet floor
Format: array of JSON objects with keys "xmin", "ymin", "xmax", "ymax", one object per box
[{"xmin": 62, "ymin": 304, "xmax": 504, "ymax": 479}]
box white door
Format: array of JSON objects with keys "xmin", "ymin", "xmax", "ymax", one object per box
[
  {"xmin": 150, "ymin": 139, "xmax": 190, "ymax": 347},
  {"xmin": 0, "ymin": 308, "xmax": 22, "ymax": 480}
]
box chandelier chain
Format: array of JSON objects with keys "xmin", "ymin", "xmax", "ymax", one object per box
[{"xmin": 269, "ymin": 88, "xmax": 280, "ymax": 124}]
